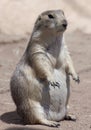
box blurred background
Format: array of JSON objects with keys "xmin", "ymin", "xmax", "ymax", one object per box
[
  {"xmin": 0, "ymin": 0, "xmax": 91, "ymax": 41},
  {"xmin": 0, "ymin": 1, "xmax": 91, "ymax": 130}
]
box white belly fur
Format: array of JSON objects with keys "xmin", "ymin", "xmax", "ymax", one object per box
[{"xmin": 39, "ymin": 69, "xmax": 69, "ymax": 121}]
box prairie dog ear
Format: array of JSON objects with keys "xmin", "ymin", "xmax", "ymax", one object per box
[
  {"xmin": 34, "ymin": 15, "xmax": 42, "ymax": 29},
  {"xmin": 57, "ymin": 9, "xmax": 65, "ymax": 15},
  {"xmin": 61, "ymin": 10, "xmax": 64, "ymax": 15}
]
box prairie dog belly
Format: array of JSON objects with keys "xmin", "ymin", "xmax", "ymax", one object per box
[{"xmin": 38, "ymin": 69, "xmax": 69, "ymax": 121}]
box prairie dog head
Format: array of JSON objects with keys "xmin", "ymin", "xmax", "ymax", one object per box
[{"xmin": 34, "ymin": 10, "xmax": 67, "ymax": 34}]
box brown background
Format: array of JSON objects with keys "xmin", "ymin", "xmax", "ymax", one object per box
[{"xmin": 0, "ymin": 0, "xmax": 91, "ymax": 130}]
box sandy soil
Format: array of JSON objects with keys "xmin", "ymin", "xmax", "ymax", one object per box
[
  {"xmin": 0, "ymin": 0, "xmax": 91, "ymax": 129},
  {"xmin": 0, "ymin": 31, "xmax": 91, "ymax": 130}
]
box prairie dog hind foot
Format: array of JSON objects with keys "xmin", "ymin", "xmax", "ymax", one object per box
[
  {"xmin": 65, "ymin": 114, "xmax": 77, "ymax": 121},
  {"xmin": 39, "ymin": 119, "xmax": 60, "ymax": 127}
]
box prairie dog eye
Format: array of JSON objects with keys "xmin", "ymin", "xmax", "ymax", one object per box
[
  {"xmin": 48, "ymin": 14, "xmax": 54, "ymax": 19},
  {"xmin": 38, "ymin": 17, "xmax": 41, "ymax": 21}
]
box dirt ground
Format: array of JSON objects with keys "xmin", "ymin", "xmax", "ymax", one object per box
[
  {"xmin": 0, "ymin": 0, "xmax": 91, "ymax": 129},
  {"xmin": 0, "ymin": 30, "xmax": 91, "ymax": 130}
]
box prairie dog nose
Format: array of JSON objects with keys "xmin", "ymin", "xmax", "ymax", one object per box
[{"xmin": 62, "ymin": 19, "xmax": 67, "ymax": 28}]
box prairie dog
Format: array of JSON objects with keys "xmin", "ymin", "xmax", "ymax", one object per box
[{"xmin": 10, "ymin": 10, "xmax": 79, "ymax": 127}]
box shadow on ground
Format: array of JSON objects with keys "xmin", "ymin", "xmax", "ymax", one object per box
[
  {"xmin": 1, "ymin": 111, "xmax": 47, "ymax": 130},
  {"xmin": 0, "ymin": 111, "xmax": 23, "ymax": 125},
  {"xmin": 5, "ymin": 127, "xmax": 43, "ymax": 130}
]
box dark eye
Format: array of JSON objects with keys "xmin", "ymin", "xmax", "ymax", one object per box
[
  {"xmin": 48, "ymin": 14, "xmax": 54, "ymax": 19},
  {"xmin": 38, "ymin": 17, "xmax": 41, "ymax": 21}
]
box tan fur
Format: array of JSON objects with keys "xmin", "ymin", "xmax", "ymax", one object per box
[{"xmin": 10, "ymin": 10, "xmax": 79, "ymax": 127}]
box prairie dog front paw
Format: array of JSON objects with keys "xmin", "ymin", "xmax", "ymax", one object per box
[
  {"xmin": 68, "ymin": 73, "xmax": 80, "ymax": 84},
  {"xmin": 73, "ymin": 75, "xmax": 80, "ymax": 84},
  {"xmin": 47, "ymin": 76, "xmax": 60, "ymax": 88}
]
